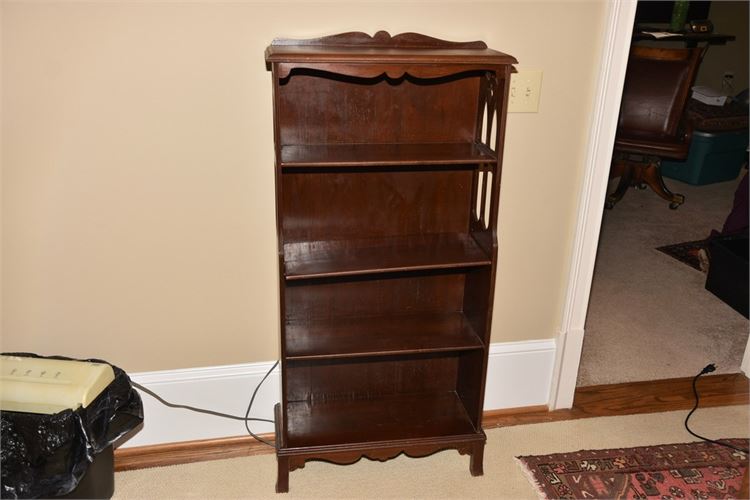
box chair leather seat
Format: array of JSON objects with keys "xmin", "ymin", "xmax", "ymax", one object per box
[
  {"xmin": 608, "ymin": 45, "xmax": 702, "ymax": 208},
  {"xmin": 615, "ymin": 132, "xmax": 690, "ymax": 160}
]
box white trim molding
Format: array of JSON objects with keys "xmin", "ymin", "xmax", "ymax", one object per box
[
  {"xmin": 125, "ymin": 361, "xmax": 281, "ymax": 448},
  {"xmin": 122, "ymin": 339, "xmax": 556, "ymax": 448},
  {"xmin": 548, "ymin": 0, "xmax": 638, "ymax": 410}
]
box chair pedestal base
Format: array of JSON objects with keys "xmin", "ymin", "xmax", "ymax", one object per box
[{"xmin": 606, "ymin": 156, "xmax": 685, "ymax": 209}]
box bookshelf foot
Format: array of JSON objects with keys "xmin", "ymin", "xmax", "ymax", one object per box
[
  {"xmin": 470, "ymin": 442, "xmax": 484, "ymax": 476},
  {"xmin": 276, "ymin": 456, "xmax": 289, "ymax": 493}
]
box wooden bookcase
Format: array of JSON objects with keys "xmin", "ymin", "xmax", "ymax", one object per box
[{"xmin": 265, "ymin": 31, "xmax": 516, "ymax": 493}]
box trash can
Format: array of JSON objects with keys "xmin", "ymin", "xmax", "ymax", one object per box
[{"xmin": 1, "ymin": 353, "xmax": 143, "ymax": 499}]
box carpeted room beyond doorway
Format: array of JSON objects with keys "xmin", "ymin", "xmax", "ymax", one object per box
[{"xmin": 578, "ymin": 174, "xmax": 749, "ymax": 387}]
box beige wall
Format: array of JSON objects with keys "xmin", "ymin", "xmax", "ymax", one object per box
[
  {"xmin": 694, "ymin": 1, "xmax": 749, "ymax": 93},
  {"xmin": 2, "ymin": 1, "xmax": 607, "ymax": 372}
]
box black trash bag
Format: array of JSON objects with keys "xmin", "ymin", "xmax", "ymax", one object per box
[{"xmin": 1, "ymin": 353, "xmax": 143, "ymax": 499}]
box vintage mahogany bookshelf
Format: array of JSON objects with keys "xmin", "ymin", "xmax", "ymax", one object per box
[{"xmin": 265, "ymin": 31, "xmax": 516, "ymax": 493}]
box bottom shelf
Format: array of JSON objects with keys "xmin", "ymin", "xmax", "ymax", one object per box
[{"xmin": 284, "ymin": 391, "xmax": 477, "ymax": 449}]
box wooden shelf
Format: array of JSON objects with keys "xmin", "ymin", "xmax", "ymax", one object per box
[
  {"xmin": 285, "ymin": 392, "xmax": 477, "ymax": 449},
  {"xmin": 286, "ymin": 312, "xmax": 483, "ymax": 360},
  {"xmin": 280, "ymin": 143, "xmax": 496, "ymax": 168},
  {"xmin": 284, "ymin": 233, "xmax": 491, "ymax": 280}
]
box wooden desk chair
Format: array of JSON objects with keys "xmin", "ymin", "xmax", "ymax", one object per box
[{"xmin": 606, "ymin": 46, "xmax": 703, "ymax": 209}]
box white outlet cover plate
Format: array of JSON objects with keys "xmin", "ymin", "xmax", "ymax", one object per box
[{"xmin": 508, "ymin": 70, "xmax": 543, "ymax": 113}]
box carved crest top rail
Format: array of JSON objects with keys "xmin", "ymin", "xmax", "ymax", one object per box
[{"xmin": 265, "ymin": 31, "xmax": 517, "ymax": 67}]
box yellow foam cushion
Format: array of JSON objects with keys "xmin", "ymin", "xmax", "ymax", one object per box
[{"xmin": 0, "ymin": 356, "xmax": 115, "ymax": 414}]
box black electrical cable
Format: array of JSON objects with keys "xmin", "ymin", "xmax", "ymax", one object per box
[
  {"xmin": 244, "ymin": 360, "xmax": 279, "ymax": 447},
  {"xmin": 131, "ymin": 360, "xmax": 279, "ymax": 447},
  {"xmin": 684, "ymin": 363, "xmax": 749, "ymax": 454}
]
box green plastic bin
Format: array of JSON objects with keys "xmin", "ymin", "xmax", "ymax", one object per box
[{"xmin": 661, "ymin": 129, "xmax": 748, "ymax": 185}]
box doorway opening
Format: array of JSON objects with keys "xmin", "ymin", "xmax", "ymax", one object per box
[{"xmin": 577, "ymin": 0, "xmax": 749, "ymax": 388}]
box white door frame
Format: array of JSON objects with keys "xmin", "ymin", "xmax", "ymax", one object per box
[
  {"xmin": 547, "ymin": 0, "xmax": 637, "ymax": 410},
  {"xmin": 548, "ymin": 0, "xmax": 750, "ymax": 410}
]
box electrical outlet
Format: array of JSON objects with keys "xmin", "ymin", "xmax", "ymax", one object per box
[
  {"xmin": 508, "ymin": 70, "xmax": 543, "ymax": 113},
  {"xmin": 722, "ymin": 71, "xmax": 735, "ymax": 91}
]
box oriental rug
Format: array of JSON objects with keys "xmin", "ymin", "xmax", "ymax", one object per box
[
  {"xmin": 656, "ymin": 238, "xmax": 709, "ymax": 271},
  {"xmin": 516, "ymin": 439, "xmax": 748, "ymax": 499}
]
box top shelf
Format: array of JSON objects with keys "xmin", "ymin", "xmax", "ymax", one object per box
[
  {"xmin": 280, "ymin": 143, "xmax": 496, "ymax": 168},
  {"xmin": 265, "ymin": 31, "xmax": 517, "ymax": 66}
]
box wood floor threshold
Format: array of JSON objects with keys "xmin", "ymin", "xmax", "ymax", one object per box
[
  {"xmin": 483, "ymin": 373, "xmax": 749, "ymax": 427},
  {"xmin": 115, "ymin": 372, "xmax": 748, "ymax": 472}
]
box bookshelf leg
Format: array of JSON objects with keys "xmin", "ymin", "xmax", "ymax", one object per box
[
  {"xmin": 276, "ymin": 456, "xmax": 289, "ymax": 493},
  {"xmin": 470, "ymin": 442, "xmax": 484, "ymax": 476}
]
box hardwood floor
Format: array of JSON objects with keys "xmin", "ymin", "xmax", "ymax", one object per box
[
  {"xmin": 483, "ymin": 373, "xmax": 749, "ymax": 428},
  {"xmin": 115, "ymin": 373, "xmax": 749, "ymax": 471}
]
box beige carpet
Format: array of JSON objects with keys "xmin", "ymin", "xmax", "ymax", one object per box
[
  {"xmin": 114, "ymin": 405, "xmax": 748, "ymax": 499},
  {"xmin": 578, "ymin": 174, "xmax": 749, "ymax": 387}
]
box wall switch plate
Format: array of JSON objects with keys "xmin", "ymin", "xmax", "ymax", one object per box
[{"xmin": 508, "ymin": 70, "xmax": 543, "ymax": 113}]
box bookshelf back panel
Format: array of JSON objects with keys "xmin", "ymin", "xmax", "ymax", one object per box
[
  {"xmin": 282, "ymin": 168, "xmax": 474, "ymax": 242},
  {"xmin": 285, "ymin": 272, "xmax": 466, "ymax": 321},
  {"xmin": 277, "ymin": 70, "xmax": 481, "ymax": 145},
  {"xmin": 286, "ymin": 354, "xmax": 460, "ymax": 403}
]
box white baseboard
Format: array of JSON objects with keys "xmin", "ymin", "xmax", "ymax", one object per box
[
  {"xmin": 124, "ymin": 362, "xmax": 281, "ymax": 448},
  {"xmin": 122, "ymin": 339, "xmax": 556, "ymax": 448},
  {"xmin": 485, "ymin": 339, "xmax": 556, "ymax": 409}
]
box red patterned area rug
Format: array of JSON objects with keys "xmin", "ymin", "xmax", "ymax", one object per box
[
  {"xmin": 656, "ymin": 239, "xmax": 709, "ymax": 271},
  {"xmin": 516, "ymin": 439, "xmax": 748, "ymax": 499}
]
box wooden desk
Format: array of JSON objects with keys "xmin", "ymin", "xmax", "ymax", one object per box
[{"xmin": 633, "ymin": 30, "xmax": 735, "ymax": 47}]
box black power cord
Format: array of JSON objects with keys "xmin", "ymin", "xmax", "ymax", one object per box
[
  {"xmin": 243, "ymin": 360, "xmax": 278, "ymax": 447},
  {"xmin": 684, "ymin": 363, "xmax": 749, "ymax": 454},
  {"xmin": 131, "ymin": 360, "xmax": 279, "ymax": 448}
]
